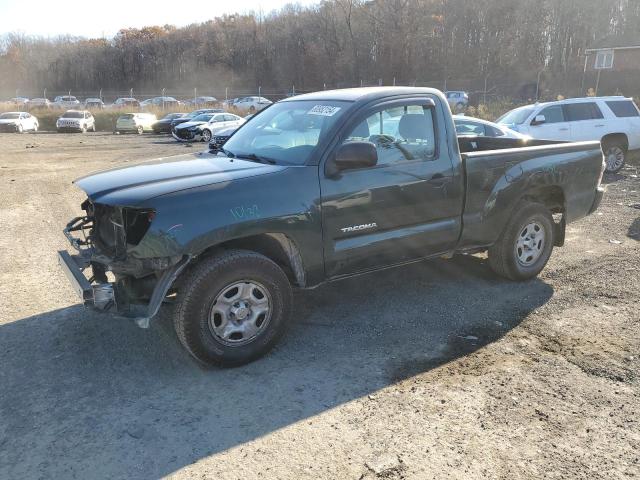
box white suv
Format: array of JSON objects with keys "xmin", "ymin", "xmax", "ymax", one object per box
[
  {"xmin": 498, "ymin": 97, "xmax": 640, "ymax": 172},
  {"xmin": 56, "ymin": 110, "xmax": 96, "ymax": 133}
]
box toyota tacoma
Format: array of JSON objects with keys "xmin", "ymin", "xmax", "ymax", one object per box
[{"xmin": 58, "ymin": 87, "xmax": 605, "ymax": 366}]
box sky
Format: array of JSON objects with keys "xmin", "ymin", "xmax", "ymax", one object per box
[{"xmin": 0, "ymin": 0, "xmax": 316, "ymax": 38}]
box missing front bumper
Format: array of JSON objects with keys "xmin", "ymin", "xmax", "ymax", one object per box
[{"xmin": 57, "ymin": 250, "xmax": 191, "ymax": 328}]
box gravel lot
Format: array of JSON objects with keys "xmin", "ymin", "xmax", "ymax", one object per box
[{"xmin": 0, "ymin": 132, "xmax": 638, "ymax": 479}]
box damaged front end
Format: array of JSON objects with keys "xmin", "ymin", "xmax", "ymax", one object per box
[{"xmin": 58, "ymin": 200, "xmax": 190, "ymax": 328}]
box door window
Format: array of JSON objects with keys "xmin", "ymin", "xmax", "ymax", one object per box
[
  {"xmin": 606, "ymin": 100, "xmax": 640, "ymax": 118},
  {"xmin": 565, "ymin": 103, "xmax": 603, "ymax": 121},
  {"xmin": 342, "ymin": 104, "xmax": 436, "ymax": 166},
  {"xmin": 455, "ymin": 120, "xmax": 486, "ymax": 136},
  {"xmin": 537, "ymin": 105, "xmax": 565, "ymax": 124}
]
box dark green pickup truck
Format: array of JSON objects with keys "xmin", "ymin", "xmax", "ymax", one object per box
[{"xmin": 59, "ymin": 87, "xmax": 605, "ymax": 366}]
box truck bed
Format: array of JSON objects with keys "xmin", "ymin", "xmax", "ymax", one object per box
[{"xmin": 457, "ymin": 140, "xmax": 604, "ymax": 250}]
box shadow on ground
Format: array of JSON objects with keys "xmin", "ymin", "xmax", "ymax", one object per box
[{"xmin": 0, "ymin": 255, "xmax": 553, "ymax": 479}]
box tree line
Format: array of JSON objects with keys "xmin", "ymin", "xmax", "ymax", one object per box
[{"xmin": 1, "ymin": 0, "xmax": 639, "ymax": 100}]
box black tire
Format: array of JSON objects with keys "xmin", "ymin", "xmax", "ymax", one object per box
[
  {"xmin": 249, "ymin": 106, "xmax": 256, "ymax": 113},
  {"xmin": 174, "ymin": 250, "xmax": 292, "ymax": 367},
  {"xmin": 81, "ymin": 125, "xmax": 87, "ymax": 133},
  {"xmin": 17, "ymin": 124, "xmax": 23, "ymax": 134},
  {"xmin": 488, "ymin": 202, "xmax": 555, "ymax": 281},
  {"xmin": 137, "ymin": 125, "xmax": 144, "ymax": 134},
  {"xmin": 91, "ymin": 124, "xmax": 96, "ymax": 132},
  {"xmin": 201, "ymin": 129, "xmax": 212, "ymax": 142},
  {"xmin": 602, "ymin": 140, "xmax": 627, "ymax": 173}
]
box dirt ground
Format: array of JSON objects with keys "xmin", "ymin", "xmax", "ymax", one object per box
[{"xmin": 0, "ymin": 132, "xmax": 638, "ymax": 480}]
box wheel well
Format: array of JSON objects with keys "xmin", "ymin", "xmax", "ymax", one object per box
[
  {"xmin": 199, "ymin": 233, "xmax": 305, "ymax": 287},
  {"xmin": 520, "ymin": 186, "xmax": 566, "ymax": 246},
  {"xmin": 601, "ymin": 133, "xmax": 628, "ymax": 150},
  {"xmin": 521, "ymin": 185, "xmax": 565, "ymax": 214}
]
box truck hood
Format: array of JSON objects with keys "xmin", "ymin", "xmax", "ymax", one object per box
[{"xmin": 74, "ymin": 151, "xmax": 286, "ymax": 206}]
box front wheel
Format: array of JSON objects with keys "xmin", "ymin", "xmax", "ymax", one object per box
[
  {"xmin": 81, "ymin": 125, "xmax": 87, "ymax": 133},
  {"xmin": 137, "ymin": 125, "xmax": 144, "ymax": 135},
  {"xmin": 91, "ymin": 124, "xmax": 96, "ymax": 132},
  {"xmin": 201, "ymin": 129, "xmax": 212, "ymax": 142},
  {"xmin": 17, "ymin": 124, "xmax": 23, "ymax": 133},
  {"xmin": 173, "ymin": 250, "xmax": 292, "ymax": 367},
  {"xmin": 603, "ymin": 142, "xmax": 626, "ymax": 173},
  {"xmin": 488, "ymin": 202, "xmax": 555, "ymax": 281}
]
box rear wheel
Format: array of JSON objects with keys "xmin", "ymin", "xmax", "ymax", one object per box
[
  {"xmin": 173, "ymin": 250, "xmax": 292, "ymax": 367},
  {"xmin": 488, "ymin": 202, "xmax": 555, "ymax": 281},
  {"xmin": 603, "ymin": 141, "xmax": 626, "ymax": 173}
]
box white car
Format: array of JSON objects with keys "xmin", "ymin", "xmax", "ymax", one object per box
[
  {"xmin": 233, "ymin": 96, "xmax": 272, "ymax": 113},
  {"xmin": 28, "ymin": 98, "xmax": 51, "ymax": 110},
  {"xmin": 56, "ymin": 110, "xmax": 96, "ymax": 133},
  {"xmin": 115, "ymin": 113, "xmax": 157, "ymax": 134},
  {"xmin": 84, "ymin": 98, "xmax": 105, "ymax": 109},
  {"xmin": 453, "ymin": 115, "xmax": 525, "ymax": 139},
  {"xmin": 52, "ymin": 95, "xmax": 81, "ymax": 109},
  {"xmin": 0, "ymin": 111, "xmax": 39, "ymax": 133},
  {"xmin": 498, "ymin": 96, "xmax": 640, "ymax": 172},
  {"xmin": 172, "ymin": 112, "xmax": 245, "ymax": 142},
  {"xmin": 445, "ymin": 91, "xmax": 469, "ymax": 112}
]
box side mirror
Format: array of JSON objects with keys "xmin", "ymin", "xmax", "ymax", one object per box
[
  {"xmin": 326, "ymin": 141, "xmax": 378, "ymax": 177},
  {"xmin": 531, "ymin": 114, "xmax": 546, "ymax": 126}
]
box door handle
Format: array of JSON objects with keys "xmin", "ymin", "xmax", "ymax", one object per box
[
  {"xmin": 594, "ymin": 124, "xmax": 605, "ymax": 127},
  {"xmin": 558, "ymin": 128, "xmax": 569, "ymax": 131}
]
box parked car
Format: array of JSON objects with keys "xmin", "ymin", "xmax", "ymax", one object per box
[
  {"xmin": 110, "ymin": 98, "xmax": 140, "ymax": 109},
  {"xmin": 9, "ymin": 97, "xmax": 29, "ymax": 107},
  {"xmin": 58, "ymin": 87, "xmax": 606, "ymax": 366},
  {"xmin": 445, "ymin": 91, "xmax": 469, "ymax": 112},
  {"xmin": 140, "ymin": 96, "xmax": 180, "ymax": 109},
  {"xmin": 84, "ymin": 98, "xmax": 105, "ymax": 109},
  {"xmin": 0, "ymin": 111, "xmax": 38, "ymax": 133},
  {"xmin": 56, "ymin": 110, "xmax": 96, "ymax": 133},
  {"xmin": 497, "ymin": 96, "xmax": 640, "ymax": 173},
  {"xmin": 52, "ymin": 96, "xmax": 81, "ymax": 109},
  {"xmin": 169, "ymin": 108, "xmax": 224, "ymax": 130},
  {"xmin": 190, "ymin": 96, "xmax": 218, "ymax": 107},
  {"xmin": 453, "ymin": 115, "xmax": 525, "ymax": 139},
  {"xmin": 28, "ymin": 98, "xmax": 51, "ymax": 110},
  {"xmin": 115, "ymin": 113, "xmax": 157, "ymax": 134},
  {"xmin": 208, "ymin": 115, "xmax": 254, "ymax": 151},
  {"xmin": 233, "ymin": 96, "xmax": 272, "ymax": 113},
  {"xmin": 152, "ymin": 113, "xmax": 187, "ymax": 134},
  {"xmin": 172, "ymin": 112, "xmax": 244, "ymax": 142},
  {"xmin": 208, "ymin": 125, "xmax": 241, "ymax": 152}
]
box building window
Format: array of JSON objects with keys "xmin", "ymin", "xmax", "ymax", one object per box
[{"xmin": 594, "ymin": 50, "xmax": 614, "ymax": 69}]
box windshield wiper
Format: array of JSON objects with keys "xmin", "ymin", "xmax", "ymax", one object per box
[{"xmin": 233, "ymin": 153, "xmax": 277, "ymax": 165}]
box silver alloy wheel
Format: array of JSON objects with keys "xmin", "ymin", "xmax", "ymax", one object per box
[
  {"xmin": 515, "ymin": 221, "xmax": 545, "ymax": 267},
  {"xmin": 202, "ymin": 129, "xmax": 212, "ymax": 142},
  {"xmin": 208, "ymin": 280, "xmax": 272, "ymax": 346},
  {"xmin": 605, "ymin": 146, "xmax": 625, "ymax": 172}
]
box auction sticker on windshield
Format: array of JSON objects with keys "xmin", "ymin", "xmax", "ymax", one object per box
[{"xmin": 308, "ymin": 105, "xmax": 341, "ymax": 116}]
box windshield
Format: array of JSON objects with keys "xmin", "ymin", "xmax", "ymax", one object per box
[
  {"xmin": 222, "ymin": 100, "xmax": 350, "ymax": 165},
  {"xmin": 497, "ymin": 106, "xmax": 536, "ymax": 125},
  {"xmin": 61, "ymin": 112, "xmax": 83, "ymax": 118},
  {"xmin": 192, "ymin": 114, "xmax": 214, "ymax": 122},
  {"xmin": 0, "ymin": 113, "xmax": 20, "ymax": 119}
]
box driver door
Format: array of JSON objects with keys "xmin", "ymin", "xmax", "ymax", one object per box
[{"xmin": 320, "ymin": 98, "xmax": 463, "ymax": 278}]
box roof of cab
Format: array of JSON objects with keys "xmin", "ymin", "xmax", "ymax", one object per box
[{"xmin": 282, "ymin": 86, "xmax": 444, "ymax": 103}]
